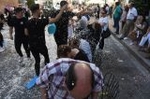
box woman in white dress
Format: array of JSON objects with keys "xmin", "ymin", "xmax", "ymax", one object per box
[{"xmin": 98, "ymin": 9, "xmax": 110, "ymax": 49}]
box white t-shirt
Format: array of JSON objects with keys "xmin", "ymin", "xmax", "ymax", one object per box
[
  {"xmin": 98, "ymin": 16, "xmax": 108, "ymax": 31},
  {"xmin": 127, "ymin": 7, "xmax": 138, "ymax": 20}
]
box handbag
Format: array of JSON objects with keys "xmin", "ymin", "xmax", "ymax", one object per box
[
  {"xmin": 101, "ymin": 28, "xmax": 111, "ymax": 38},
  {"xmin": 128, "ymin": 31, "xmax": 137, "ymax": 40}
]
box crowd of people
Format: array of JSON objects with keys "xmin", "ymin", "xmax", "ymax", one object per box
[
  {"xmin": 111, "ymin": 2, "xmax": 150, "ymax": 59},
  {"xmin": 0, "ymin": 1, "xmax": 106, "ymax": 99},
  {"xmin": 0, "ymin": 0, "xmax": 150, "ymax": 98}
]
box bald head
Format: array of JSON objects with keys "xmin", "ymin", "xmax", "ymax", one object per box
[{"xmin": 66, "ymin": 62, "xmax": 94, "ymax": 99}]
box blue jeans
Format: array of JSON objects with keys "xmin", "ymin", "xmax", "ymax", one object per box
[{"xmin": 113, "ymin": 17, "xmax": 120, "ymax": 33}]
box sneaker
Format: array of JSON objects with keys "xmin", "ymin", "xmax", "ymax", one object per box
[
  {"xmin": 119, "ymin": 36, "xmax": 124, "ymax": 40},
  {"xmin": 123, "ymin": 37, "xmax": 128, "ymax": 40},
  {"xmin": 19, "ymin": 57, "xmax": 23, "ymax": 63},
  {"xmin": 0, "ymin": 47, "xmax": 5, "ymax": 52},
  {"xmin": 129, "ymin": 42, "xmax": 134, "ymax": 45},
  {"xmin": 119, "ymin": 37, "xmax": 123, "ymax": 40}
]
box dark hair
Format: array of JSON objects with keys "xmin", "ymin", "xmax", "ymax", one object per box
[
  {"xmin": 14, "ymin": 7, "xmax": 23, "ymax": 14},
  {"xmin": 30, "ymin": 4, "xmax": 40, "ymax": 13},
  {"xmin": 57, "ymin": 45, "xmax": 71, "ymax": 58},
  {"xmin": 60, "ymin": 0, "xmax": 68, "ymax": 7},
  {"xmin": 141, "ymin": 15, "xmax": 146, "ymax": 23},
  {"xmin": 115, "ymin": 2, "xmax": 120, "ymax": 6},
  {"xmin": 65, "ymin": 63, "xmax": 77, "ymax": 91},
  {"xmin": 65, "ymin": 63, "xmax": 95, "ymax": 91},
  {"xmin": 101, "ymin": 9, "xmax": 107, "ymax": 14},
  {"xmin": 124, "ymin": 5, "xmax": 129, "ymax": 12},
  {"xmin": 105, "ymin": 4, "xmax": 108, "ymax": 6},
  {"xmin": 130, "ymin": 2, "xmax": 135, "ymax": 7},
  {"xmin": 69, "ymin": 38, "xmax": 80, "ymax": 48}
]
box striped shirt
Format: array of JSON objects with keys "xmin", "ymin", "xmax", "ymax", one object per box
[{"xmin": 36, "ymin": 58, "xmax": 103, "ymax": 99}]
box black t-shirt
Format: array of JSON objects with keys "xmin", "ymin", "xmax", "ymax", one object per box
[
  {"xmin": 25, "ymin": 17, "xmax": 49, "ymax": 46},
  {"xmin": 9, "ymin": 16, "xmax": 27, "ymax": 37},
  {"xmin": 74, "ymin": 49, "xmax": 90, "ymax": 62},
  {"xmin": 50, "ymin": 10, "xmax": 75, "ymax": 37}
]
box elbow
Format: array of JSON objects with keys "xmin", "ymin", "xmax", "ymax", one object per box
[{"xmin": 49, "ymin": 19, "xmax": 57, "ymax": 23}]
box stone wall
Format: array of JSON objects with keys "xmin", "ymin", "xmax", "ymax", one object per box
[{"xmin": 0, "ymin": 0, "xmax": 18, "ymax": 12}]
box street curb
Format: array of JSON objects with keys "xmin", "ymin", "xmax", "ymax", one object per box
[{"xmin": 110, "ymin": 31, "xmax": 150, "ymax": 72}]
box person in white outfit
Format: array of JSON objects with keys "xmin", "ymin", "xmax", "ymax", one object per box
[
  {"xmin": 98, "ymin": 9, "xmax": 109, "ymax": 49},
  {"xmin": 139, "ymin": 26, "xmax": 150, "ymax": 51},
  {"xmin": 120, "ymin": 2, "xmax": 138, "ymax": 39}
]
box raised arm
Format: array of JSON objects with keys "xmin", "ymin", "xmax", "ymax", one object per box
[
  {"xmin": 49, "ymin": 4, "xmax": 67, "ymax": 23},
  {"xmin": 76, "ymin": 8, "xmax": 92, "ymax": 17}
]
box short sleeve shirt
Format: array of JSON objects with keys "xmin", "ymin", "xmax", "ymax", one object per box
[
  {"xmin": 9, "ymin": 16, "xmax": 27, "ymax": 37},
  {"xmin": 36, "ymin": 58, "xmax": 104, "ymax": 99},
  {"xmin": 25, "ymin": 17, "xmax": 49, "ymax": 45},
  {"xmin": 113, "ymin": 5, "xmax": 122, "ymax": 19},
  {"xmin": 127, "ymin": 7, "xmax": 138, "ymax": 20},
  {"xmin": 98, "ymin": 16, "xmax": 109, "ymax": 31}
]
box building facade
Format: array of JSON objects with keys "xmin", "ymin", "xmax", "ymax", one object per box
[{"xmin": 0, "ymin": 0, "xmax": 19, "ymax": 12}]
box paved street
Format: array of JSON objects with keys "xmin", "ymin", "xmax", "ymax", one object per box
[
  {"xmin": 101, "ymin": 36, "xmax": 150, "ymax": 99},
  {"xmin": 0, "ymin": 24, "xmax": 150, "ymax": 99}
]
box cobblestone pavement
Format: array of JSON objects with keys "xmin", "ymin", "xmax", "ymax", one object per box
[{"xmin": 0, "ymin": 24, "xmax": 150, "ymax": 99}]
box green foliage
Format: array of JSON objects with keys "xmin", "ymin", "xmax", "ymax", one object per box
[
  {"xmin": 27, "ymin": 0, "xmax": 35, "ymax": 8},
  {"xmin": 129, "ymin": 0, "xmax": 150, "ymax": 15}
]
